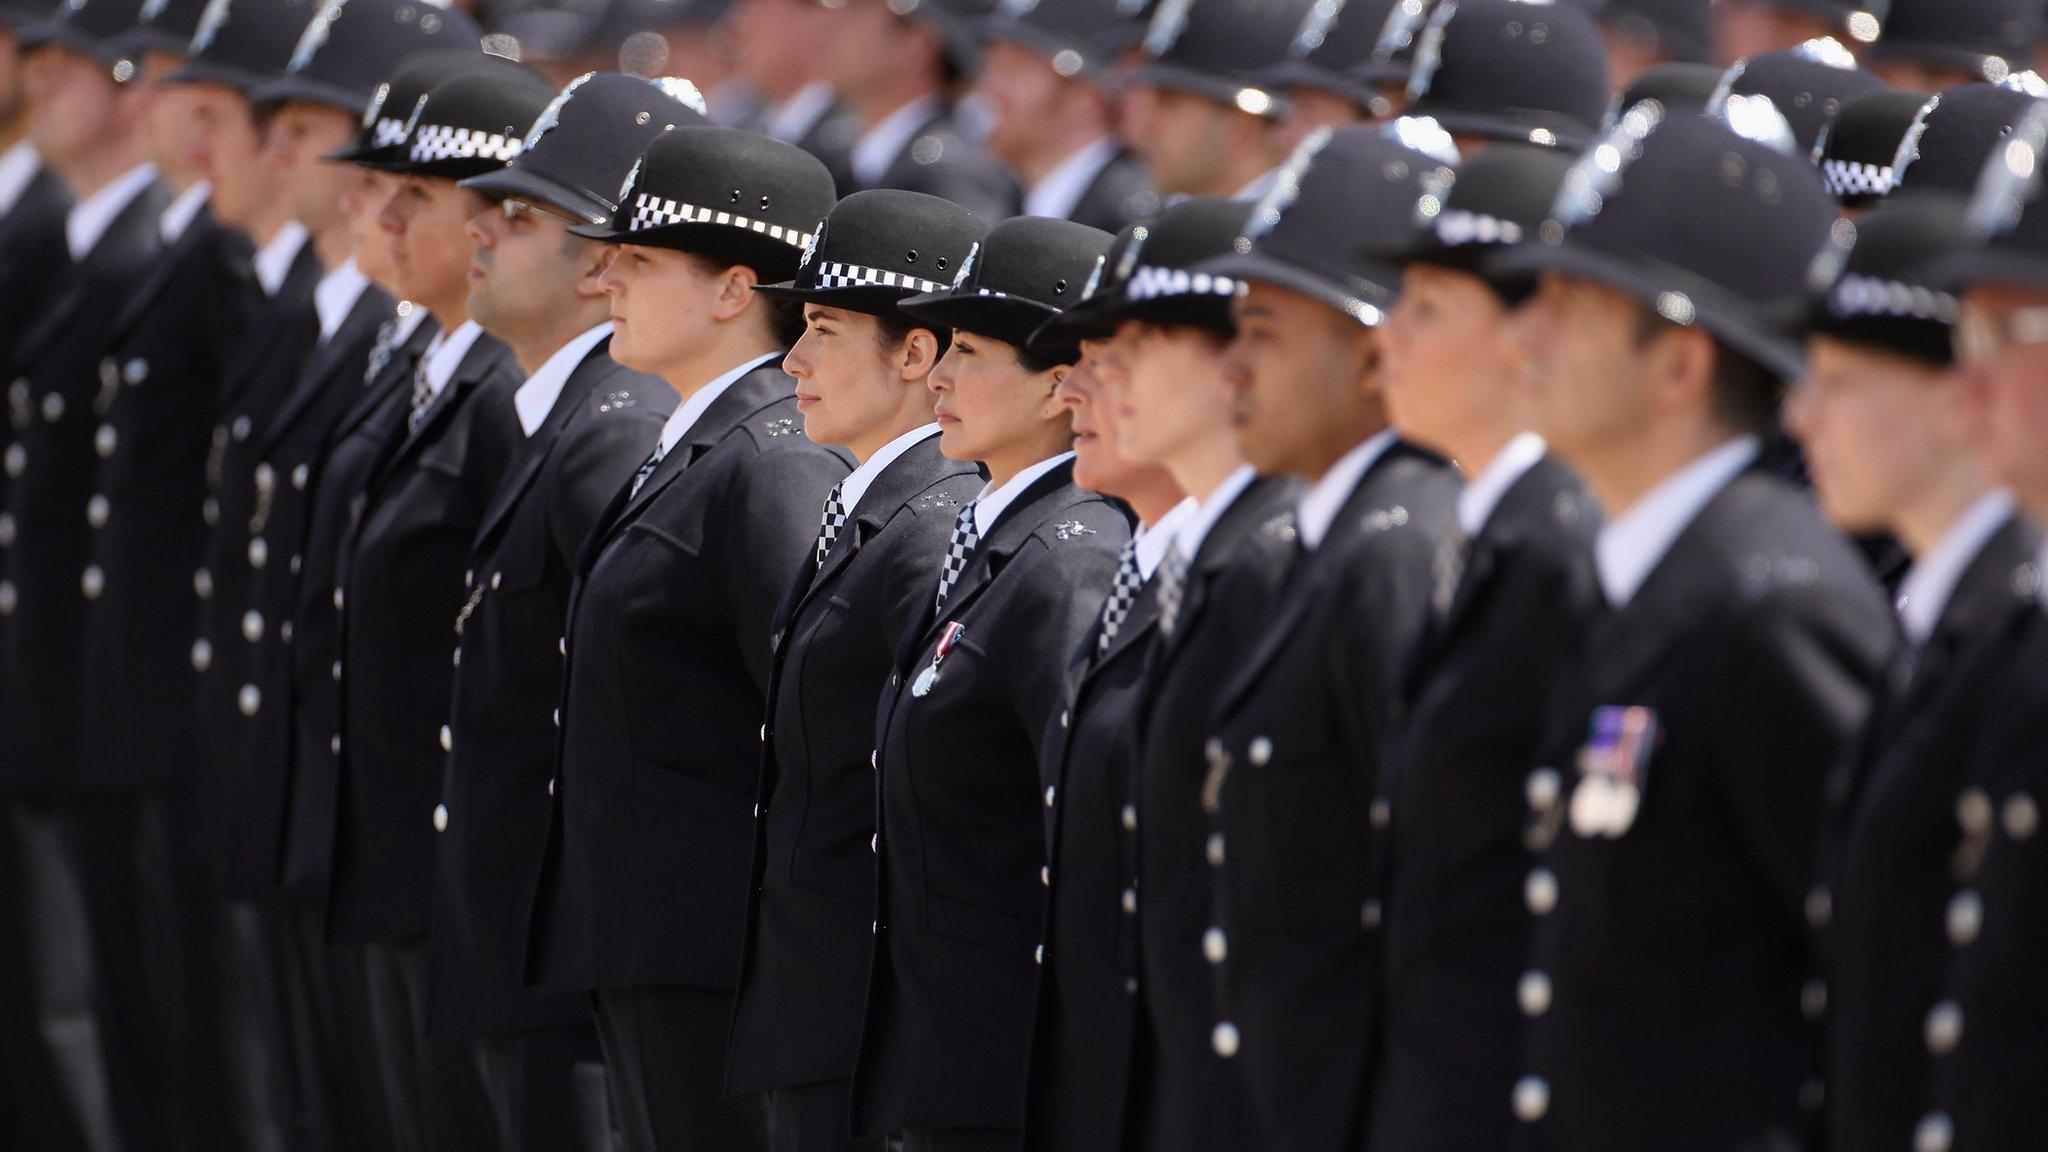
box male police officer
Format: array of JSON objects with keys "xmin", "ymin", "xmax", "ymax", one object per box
[{"xmin": 1122, "ymin": 0, "xmax": 1311, "ymax": 199}]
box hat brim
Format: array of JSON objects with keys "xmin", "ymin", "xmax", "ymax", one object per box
[
  {"xmin": 163, "ymin": 60, "xmax": 272, "ymax": 93},
  {"xmin": 1403, "ymin": 103, "xmax": 1591, "ymax": 150},
  {"xmin": 18, "ymin": 20, "xmax": 122, "ymax": 65},
  {"xmin": 250, "ymin": 74, "xmax": 368, "ymax": 114},
  {"xmin": 1377, "ymin": 236, "xmax": 1537, "ymax": 304},
  {"xmin": 1918, "ymin": 247, "xmax": 2048, "ymax": 295},
  {"xmin": 752, "ymin": 280, "xmax": 934, "ymax": 316},
  {"xmin": 460, "ymin": 168, "xmax": 612, "ymax": 225},
  {"xmin": 574, "ymin": 222, "xmax": 810, "ymax": 280},
  {"xmin": 378, "ymin": 155, "xmax": 514, "ymax": 181},
  {"xmin": 1257, "ymin": 61, "xmax": 1389, "ymax": 113},
  {"xmin": 1488, "ymin": 238, "xmax": 1806, "ymax": 380},
  {"xmin": 973, "ymin": 17, "xmax": 1121, "ymax": 78},
  {"xmin": 1029, "ymin": 280, "xmax": 1242, "ymax": 348},
  {"xmin": 1196, "ymin": 250, "xmax": 1392, "ymax": 326},
  {"xmin": 1129, "ymin": 61, "xmax": 1284, "ymax": 117},
  {"xmin": 898, "ymin": 289, "xmax": 1071, "ymax": 357}
]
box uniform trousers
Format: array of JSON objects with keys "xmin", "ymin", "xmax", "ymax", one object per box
[
  {"xmin": 898, "ymin": 1128, "xmax": 1022, "ymax": 1152},
  {"xmin": 760, "ymin": 1080, "xmax": 884, "ymax": 1152},
  {"xmin": 470, "ymin": 1023, "xmax": 612, "ymax": 1151},
  {"xmin": 590, "ymin": 985, "xmax": 767, "ymax": 1152},
  {"xmin": 360, "ymin": 937, "xmax": 498, "ymax": 1151},
  {"xmin": 277, "ymin": 910, "xmax": 391, "ymax": 1152}
]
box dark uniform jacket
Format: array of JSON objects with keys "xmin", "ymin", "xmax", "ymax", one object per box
[
  {"xmin": 1823, "ymin": 514, "xmax": 2042, "ymax": 1152},
  {"xmin": 0, "ymin": 171, "xmax": 167, "ymax": 792},
  {"xmin": 278, "ymin": 311, "xmax": 437, "ymax": 915},
  {"xmin": 327, "ymin": 328, "xmax": 523, "ymax": 944},
  {"xmin": 851, "ymin": 458, "xmax": 1129, "ymax": 1138},
  {"xmin": 0, "ymin": 163, "xmax": 74, "ymax": 354},
  {"xmin": 728, "ymin": 431, "xmax": 981, "ymax": 1097},
  {"xmin": 222, "ymin": 279, "xmax": 396, "ymax": 901},
  {"xmin": 1367, "ymin": 454, "xmax": 1600, "ymax": 1152},
  {"xmin": 1195, "ymin": 444, "xmax": 1455, "ymax": 1152},
  {"xmin": 526, "ymin": 360, "xmax": 850, "ymax": 992},
  {"xmin": 1063, "ymin": 149, "xmax": 1159, "ymax": 236},
  {"xmin": 862, "ymin": 104, "xmax": 1020, "ymax": 224},
  {"xmin": 1516, "ymin": 462, "xmax": 1891, "ymax": 1152},
  {"xmin": 425, "ymin": 337, "xmax": 675, "ymax": 1040}
]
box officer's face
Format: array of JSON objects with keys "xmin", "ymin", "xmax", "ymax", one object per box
[
  {"xmin": 464, "ymin": 199, "xmax": 605, "ymax": 343},
  {"xmin": 24, "ymin": 46, "xmax": 121, "ymax": 166},
  {"xmin": 0, "ymin": 30, "xmax": 27, "ymax": 123},
  {"xmin": 1059, "ymin": 333, "xmax": 1165, "ymax": 498},
  {"xmin": 342, "ymin": 167, "xmax": 402, "ymax": 290},
  {"xmin": 976, "ymin": 41, "xmax": 1075, "ymax": 170},
  {"xmin": 1112, "ymin": 319, "xmax": 1235, "ymax": 471},
  {"xmin": 266, "ymin": 102, "xmax": 358, "ymax": 237},
  {"xmin": 827, "ymin": 0, "xmax": 926, "ymax": 102},
  {"xmin": 596, "ymin": 245, "xmax": 734, "ymax": 380},
  {"xmin": 1137, "ymin": 86, "xmax": 1256, "ymax": 197},
  {"xmin": 929, "ymin": 330, "xmax": 1070, "ymax": 468},
  {"xmin": 1516, "ymin": 272, "xmax": 1658, "ymax": 471},
  {"xmin": 1785, "ymin": 336, "xmax": 1966, "ymax": 536},
  {"xmin": 1271, "ymin": 87, "xmax": 1364, "ymax": 157},
  {"xmin": 730, "ymin": 0, "xmax": 824, "ymax": 91},
  {"xmin": 1957, "ymin": 285, "xmax": 2048, "ymax": 514},
  {"xmin": 379, "ymin": 176, "xmax": 491, "ymax": 317},
  {"xmin": 188, "ymin": 82, "xmax": 273, "ymax": 231},
  {"xmin": 1708, "ymin": 1, "xmax": 1851, "ymax": 66},
  {"xmin": 1382, "ymin": 264, "xmax": 1524, "ymax": 459},
  {"xmin": 1224, "ymin": 281, "xmax": 1383, "ymax": 478},
  {"xmin": 784, "ymin": 305, "xmax": 938, "ymax": 455}
]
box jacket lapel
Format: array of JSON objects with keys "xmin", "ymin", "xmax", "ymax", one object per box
[
  {"xmin": 329, "ymin": 314, "xmax": 436, "ymax": 445},
  {"xmin": 363, "ymin": 332, "xmax": 510, "ymax": 495},
  {"xmin": 895, "ymin": 460, "xmax": 1078, "ymax": 669},
  {"xmin": 9, "ymin": 178, "xmax": 167, "ymax": 372},
  {"xmin": 254, "ymin": 285, "xmax": 393, "ymax": 457},
  {"xmin": 790, "ymin": 433, "xmax": 962, "ymax": 624},
  {"xmin": 471, "ymin": 345, "xmax": 616, "ymax": 553}
]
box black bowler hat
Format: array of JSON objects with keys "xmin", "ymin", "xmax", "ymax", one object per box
[
  {"xmin": 1744, "ymin": 0, "xmax": 1887, "ymax": 43},
  {"xmin": 323, "ymin": 48, "xmax": 501, "ymax": 165},
  {"xmin": 974, "ymin": 0, "xmax": 1144, "ymax": 80},
  {"xmin": 1814, "ymin": 89, "xmax": 1936, "ymax": 206},
  {"xmin": 1920, "ymin": 99, "xmax": 2048, "ymax": 291},
  {"xmin": 1402, "ymin": 0, "xmax": 1612, "ymax": 150},
  {"xmin": 20, "ymin": 0, "xmax": 149, "ymax": 68},
  {"xmin": 1707, "ymin": 39, "xmax": 1890, "ymax": 154},
  {"xmin": 165, "ymin": 0, "xmax": 320, "ymax": 92},
  {"xmin": 1868, "ymin": 0, "xmax": 2042, "ymax": 84},
  {"xmin": 1892, "ymin": 83, "xmax": 2046, "ymax": 199},
  {"xmin": 1199, "ymin": 125, "xmax": 1448, "ymax": 322},
  {"xmin": 756, "ymin": 188, "xmax": 986, "ymax": 313},
  {"xmin": 382, "ymin": 62, "xmax": 557, "ymax": 181},
  {"xmin": 1801, "ymin": 197, "xmax": 1970, "ymax": 363},
  {"xmin": 461, "ymin": 72, "xmax": 708, "ymax": 224},
  {"xmin": 0, "ymin": 0, "xmax": 51, "ymax": 31},
  {"xmin": 1490, "ymin": 103, "xmax": 1842, "ymax": 380},
  {"xmin": 1374, "ymin": 140, "xmax": 1575, "ymax": 303},
  {"xmin": 1258, "ymin": 0, "xmax": 1406, "ymax": 117},
  {"xmin": 900, "ymin": 215, "xmax": 1115, "ymax": 359},
  {"xmin": 253, "ymin": 0, "xmax": 479, "ymax": 116},
  {"xmin": 108, "ymin": 0, "xmax": 207, "ymax": 58},
  {"xmin": 1597, "ymin": 0, "xmax": 1711, "ymax": 64},
  {"xmin": 1603, "ymin": 61, "xmax": 1722, "ymax": 130},
  {"xmin": 1032, "ymin": 197, "xmax": 1247, "ymax": 345},
  {"xmin": 1129, "ymin": 0, "xmax": 1315, "ymax": 116}
]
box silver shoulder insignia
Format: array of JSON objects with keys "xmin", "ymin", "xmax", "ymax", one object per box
[
  {"xmin": 1052, "ymin": 520, "xmax": 1097, "ymax": 541},
  {"xmin": 1359, "ymin": 505, "xmax": 1410, "ymax": 533},
  {"xmin": 762, "ymin": 418, "xmax": 799, "ymax": 437},
  {"xmin": 915, "ymin": 492, "xmax": 958, "ymax": 511},
  {"xmin": 1261, "ymin": 512, "xmax": 1298, "ymax": 541},
  {"xmin": 597, "ymin": 390, "xmax": 636, "ymax": 413}
]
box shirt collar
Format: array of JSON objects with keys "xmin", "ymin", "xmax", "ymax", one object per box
[
  {"xmin": 513, "ymin": 322, "xmax": 614, "ymax": 437},
  {"xmin": 1234, "ymin": 165, "xmax": 1282, "ymax": 202},
  {"xmin": 313, "ymin": 257, "xmax": 370, "ymax": 343},
  {"xmin": 1298, "ymin": 429, "xmax": 1399, "ymax": 550},
  {"xmin": 418, "ymin": 319, "xmax": 487, "ymax": 400},
  {"xmin": 1456, "ymin": 432, "xmax": 1549, "ymax": 537},
  {"xmin": 158, "ymin": 178, "xmax": 210, "ymax": 245},
  {"xmin": 838, "ymin": 422, "xmax": 940, "ymax": 514},
  {"xmin": 1137, "ymin": 497, "xmax": 1198, "ymax": 580},
  {"xmin": 1174, "ymin": 463, "xmax": 1257, "ymax": 561},
  {"xmin": 0, "ymin": 142, "xmax": 42, "ymax": 217},
  {"xmin": 851, "ymin": 93, "xmax": 944, "ymax": 187},
  {"xmin": 972, "ymin": 451, "xmax": 1075, "ymax": 536},
  {"xmin": 2038, "ymin": 539, "xmax": 2048, "ymax": 613},
  {"xmin": 253, "ymin": 220, "xmax": 310, "ymax": 297},
  {"xmin": 1896, "ymin": 490, "xmax": 2017, "ymax": 645},
  {"xmin": 391, "ymin": 300, "xmax": 429, "ymax": 347},
  {"xmin": 765, "ymin": 82, "xmax": 836, "ymax": 144},
  {"xmin": 1023, "ymin": 137, "xmax": 1119, "ymax": 221},
  {"xmin": 1594, "ymin": 434, "xmax": 1760, "ymax": 608},
  {"xmin": 655, "ymin": 351, "xmax": 782, "ymax": 457},
  {"xmin": 66, "ymin": 162, "xmax": 159, "ymax": 261}
]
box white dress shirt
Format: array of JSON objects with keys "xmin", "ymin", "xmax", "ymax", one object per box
[
  {"xmin": 764, "ymin": 82, "xmax": 836, "ymax": 144},
  {"xmin": 851, "ymin": 93, "xmax": 944, "ymax": 187},
  {"xmin": 1895, "ymin": 490, "xmax": 2017, "ymax": 645},
  {"xmin": 1023, "ymin": 137, "xmax": 1119, "ymax": 221},
  {"xmin": 1456, "ymin": 432, "xmax": 1549, "ymax": 537},
  {"xmin": 1174, "ymin": 463, "xmax": 1257, "ymax": 562},
  {"xmin": 1593, "ymin": 435, "xmax": 1760, "ymax": 608},
  {"xmin": 972, "ymin": 451, "xmax": 1075, "ymax": 536},
  {"xmin": 158, "ymin": 178, "xmax": 210, "ymax": 245},
  {"xmin": 252, "ymin": 220, "xmax": 310, "ymax": 297},
  {"xmin": 312, "ymin": 257, "xmax": 371, "ymax": 344},
  {"xmin": 66, "ymin": 162, "xmax": 159, "ymax": 261},
  {"xmin": 513, "ymin": 322, "xmax": 614, "ymax": 437},
  {"xmin": 1137, "ymin": 497, "xmax": 1198, "ymax": 580},
  {"xmin": 390, "ymin": 300, "xmax": 429, "ymax": 348},
  {"xmin": 653, "ymin": 352, "xmax": 782, "ymax": 458},
  {"xmin": 1298, "ymin": 429, "xmax": 1399, "ymax": 551},
  {"xmin": 0, "ymin": 142, "xmax": 42, "ymax": 216},
  {"xmin": 416, "ymin": 319, "xmax": 487, "ymax": 403},
  {"xmin": 838, "ymin": 422, "xmax": 940, "ymax": 515}
]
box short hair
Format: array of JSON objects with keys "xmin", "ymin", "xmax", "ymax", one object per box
[
  {"xmin": 682, "ymin": 250, "xmax": 806, "ymax": 348},
  {"xmin": 1631, "ymin": 308, "xmax": 1781, "ymax": 436},
  {"xmin": 873, "ymin": 308, "xmax": 953, "ymax": 360}
]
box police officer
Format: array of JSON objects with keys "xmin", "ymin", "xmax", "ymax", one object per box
[
  {"xmin": 727, "ymin": 188, "xmax": 986, "ymax": 1152},
  {"xmin": 1400, "ymin": 0, "xmax": 1614, "ymax": 153},
  {"xmin": 1258, "ymin": 0, "xmax": 1409, "ymax": 153},
  {"xmin": 1174, "ymin": 128, "xmax": 1457, "ymax": 1151},
  {"xmin": 331, "ymin": 59, "xmax": 547, "ymax": 1152},
  {"xmin": 1816, "ymin": 89, "xmax": 1939, "ymax": 211},
  {"xmin": 844, "ymin": 212, "xmax": 1125, "ymax": 1152},
  {"xmin": 1489, "ymin": 104, "xmax": 1892, "ymax": 1149},
  {"xmin": 1709, "ymin": 39, "xmax": 1890, "ymax": 155},
  {"xmin": 971, "ymin": 0, "xmax": 1158, "ymax": 232},
  {"xmin": 425, "ymin": 71, "xmax": 700, "ymax": 1152},
  {"xmin": 726, "ymin": 0, "xmax": 859, "ymax": 191},
  {"xmin": 1892, "ymin": 83, "xmax": 2048, "ymax": 200},
  {"xmin": 1863, "ymin": 0, "xmax": 2043, "ymax": 91},
  {"xmin": 1712, "ymin": 0, "xmax": 1886, "ymax": 64},
  {"xmin": 523, "ymin": 124, "xmax": 846, "ymax": 1152},
  {"xmin": 1365, "ymin": 140, "xmax": 1604, "ymax": 1152},
  {"xmin": 0, "ymin": 0, "xmax": 73, "ymax": 351},
  {"xmin": 1122, "ymin": 0, "xmax": 1311, "ymax": 199},
  {"xmin": 1597, "ymin": 0, "xmax": 1716, "ymax": 90},
  {"xmin": 1781, "ymin": 197, "xmax": 2041, "ymax": 1152}
]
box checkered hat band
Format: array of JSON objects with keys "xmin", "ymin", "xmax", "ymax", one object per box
[
  {"xmin": 1433, "ymin": 210, "xmax": 1524, "ymax": 248},
  {"xmin": 1823, "ymin": 158, "xmax": 1893, "ymax": 198},
  {"xmin": 629, "ymin": 195, "xmax": 815, "ymax": 249},
  {"xmin": 409, "ymin": 124, "xmax": 524, "ymax": 164},
  {"xmin": 373, "ymin": 118, "xmax": 409, "ymax": 148},
  {"xmin": 1829, "ymin": 273, "xmax": 1957, "ymax": 324},
  {"xmin": 1123, "ymin": 265, "xmax": 1242, "ymax": 303},
  {"xmin": 811, "ymin": 261, "xmax": 945, "ymax": 293}
]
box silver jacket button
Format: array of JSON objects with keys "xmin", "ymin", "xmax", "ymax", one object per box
[{"xmin": 432, "ymin": 804, "xmax": 448, "ymax": 833}]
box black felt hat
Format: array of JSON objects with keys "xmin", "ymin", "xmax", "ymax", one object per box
[
  {"xmin": 381, "ymin": 61, "xmax": 558, "ymax": 180},
  {"xmin": 755, "ymin": 187, "xmax": 987, "ymax": 312},
  {"xmin": 1801, "ymin": 196, "xmax": 1970, "ymax": 363},
  {"xmin": 1892, "ymin": 83, "xmax": 2046, "ymax": 199},
  {"xmin": 1707, "ymin": 38, "xmax": 1891, "ymax": 155},
  {"xmin": 1814, "ymin": 89, "xmax": 1937, "ymax": 206},
  {"xmin": 20, "ymin": 0, "xmax": 150, "ymax": 68},
  {"xmin": 461, "ymin": 72, "xmax": 708, "ymax": 224},
  {"xmin": 164, "ymin": 0, "xmax": 320, "ymax": 92},
  {"xmin": 252, "ymin": 0, "xmax": 479, "ymax": 115},
  {"xmin": 900, "ymin": 215, "xmax": 1114, "ymax": 359},
  {"xmin": 1867, "ymin": 0, "xmax": 2042, "ymax": 84},
  {"xmin": 1257, "ymin": 0, "xmax": 1406, "ymax": 116},
  {"xmin": 322, "ymin": 48, "xmax": 502, "ymax": 165},
  {"xmin": 1603, "ymin": 61, "xmax": 1722, "ymax": 130},
  {"xmin": 1920, "ymin": 99, "xmax": 2048, "ymax": 292},
  {"xmin": 1490, "ymin": 102, "xmax": 1843, "ymax": 381},
  {"xmin": 1401, "ymin": 0, "xmax": 1611, "ymax": 150},
  {"xmin": 1374, "ymin": 140, "xmax": 1575, "ymax": 304},
  {"xmin": 1742, "ymin": 0, "xmax": 1888, "ymax": 42},
  {"xmin": 1030, "ymin": 196, "xmax": 1247, "ymax": 345},
  {"xmin": 107, "ymin": 0, "xmax": 206, "ymax": 58},
  {"xmin": 1128, "ymin": 0, "xmax": 1315, "ymax": 116},
  {"xmin": 974, "ymin": 0, "xmax": 1143, "ymax": 80}
]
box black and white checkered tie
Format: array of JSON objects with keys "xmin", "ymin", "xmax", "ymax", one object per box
[
  {"xmin": 362, "ymin": 318, "xmax": 398, "ymax": 384},
  {"xmin": 406, "ymin": 357, "xmax": 434, "ymax": 434},
  {"xmin": 1432, "ymin": 527, "xmax": 1470, "ymax": 619},
  {"xmin": 933, "ymin": 500, "xmax": 979, "ymax": 614},
  {"xmin": 815, "ymin": 482, "xmax": 849, "ymax": 569},
  {"xmin": 1154, "ymin": 541, "xmax": 1191, "ymax": 639},
  {"xmin": 1094, "ymin": 539, "xmax": 1142, "ymax": 660},
  {"xmin": 628, "ymin": 439, "xmax": 666, "ymax": 498}
]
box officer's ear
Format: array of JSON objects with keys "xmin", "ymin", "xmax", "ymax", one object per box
[
  {"xmin": 894, "ymin": 326, "xmax": 942, "ymax": 382},
  {"xmin": 1643, "ymin": 322, "xmax": 1716, "ymax": 421},
  {"xmin": 708, "ymin": 261, "xmax": 763, "ymax": 323},
  {"xmin": 573, "ymin": 242, "xmax": 618, "ymax": 300}
]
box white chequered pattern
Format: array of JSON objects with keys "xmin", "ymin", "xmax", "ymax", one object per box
[
  {"xmin": 1822, "ymin": 158, "xmax": 1893, "ymax": 199},
  {"xmin": 1122, "ymin": 264, "xmax": 1242, "ymax": 303},
  {"xmin": 410, "ymin": 124, "xmax": 524, "ymax": 164},
  {"xmin": 811, "ymin": 261, "xmax": 945, "ymax": 293},
  {"xmin": 629, "ymin": 195, "xmax": 815, "ymax": 249}
]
